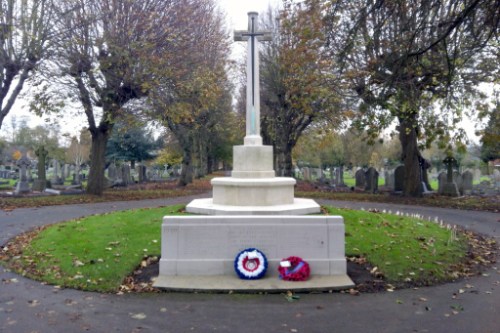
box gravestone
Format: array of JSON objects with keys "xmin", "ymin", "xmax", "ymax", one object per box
[
  {"xmin": 72, "ymin": 164, "xmax": 82, "ymax": 185},
  {"xmin": 441, "ymin": 156, "xmax": 459, "ymax": 196},
  {"xmin": 115, "ymin": 165, "xmax": 123, "ymax": 183},
  {"xmin": 108, "ymin": 163, "xmax": 117, "ymax": 182},
  {"xmin": 33, "ymin": 146, "xmax": 48, "ymax": 191},
  {"xmin": 437, "ymin": 171, "xmax": 447, "ymax": 194},
  {"xmin": 493, "ymin": 169, "xmax": 500, "ymax": 189},
  {"xmin": 473, "ymin": 168, "xmax": 481, "ymax": 182},
  {"xmin": 394, "ymin": 165, "xmax": 405, "ymax": 192},
  {"xmin": 302, "ymin": 167, "xmax": 311, "ymax": 181},
  {"xmin": 364, "ymin": 167, "xmax": 379, "ymax": 193},
  {"xmin": 384, "ymin": 170, "xmax": 395, "ymax": 190},
  {"xmin": 137, "ymin": 165, "xmax": 147, "ymax": 183},
  {"xmin": 122, "ymin": 164, "xmax": 131, "ymax": 185},
  {"xmin": 462, "ymin": 170, "xmax": 473, "ymax": 195},
  {"xmin": 51, "ymin": 159, "xmax": 63, "ymax": 185},
  {"xmin": 453, "ymin": 171, "xmax": 463, "ymax": 195},
  {"xmin": 355, "ymin": 169, "xmax": 366, "ymax": 188},
  {"xmin": 14, "ymin": 156, "xmax": 31, "ymax": 194},
  {"xmin": 61, "ymin": 164, "xmax": 68, "ymax": 181}
]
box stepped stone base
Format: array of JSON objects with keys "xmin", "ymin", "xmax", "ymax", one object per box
[
  {"xmin": 211, "ymin": 177, "xmax": 297, "ymax": 206},
  {"xmin": 154, "ymin": 275, "xmax": 354, "ymax": 292},
  {"xmin": 187, "ymin": 198, "xmax": 320, "ymax": 215}
]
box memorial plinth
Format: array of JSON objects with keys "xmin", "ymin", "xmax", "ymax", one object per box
[
  {"xmin": 155, "ymin": 12, "xmax": 352, "ymax": 291},
  {"xmin": 187, "ymin": 143, "xmax": 320, "ymax": 215}
]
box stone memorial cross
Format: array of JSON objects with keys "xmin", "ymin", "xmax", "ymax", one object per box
[
  {"xmin": 234, "ymin": 12, "xmax": 272, "ymax": 146},
  {"xmin": 443, "ymin": 156, "xmax": 457, "ymax": 183}
]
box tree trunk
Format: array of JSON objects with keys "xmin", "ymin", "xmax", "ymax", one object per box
[
  {"xmin": 178, "ymin": 148, "xmax": 193, "ymax": 186},
  {"xmin": 275, "ymin": 144, "xmax": 294, "ymax": 177},
  {"xmin": 87, "ymin": 128, "xmax": 110, "ymax": 195},
  {"xmin": 399, "ymin": 116, "xmax": 423, "ymax": 197}
]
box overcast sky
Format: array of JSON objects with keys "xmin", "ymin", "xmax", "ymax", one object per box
[
  {"xmin": 2, "ymin": 0, "xmax": 483, "ymax": 144},
  {"xmin": 1, "ymin": 1, "xmax": 279, "ymax": 141}
]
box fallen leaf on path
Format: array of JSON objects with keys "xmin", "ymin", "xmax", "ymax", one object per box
[{"xmin": 130, "ymin": 313, "xmax": 147, "ymax": 320}]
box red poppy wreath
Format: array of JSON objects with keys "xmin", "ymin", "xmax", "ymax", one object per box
[{"xmin": 278, "ymin": 256, "xmax": 310, "ymax": 281}]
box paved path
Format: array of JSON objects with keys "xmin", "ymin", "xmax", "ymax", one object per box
[{"xmin": 1, "ymin": 195, "xmax": 499, "ymax": 333}]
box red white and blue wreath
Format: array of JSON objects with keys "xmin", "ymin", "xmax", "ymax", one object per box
[
  {"xmin": 234, "ymin": 248, "xmax": 268, "ymax": 280},
  {"xmin": 278, "ymin": 256, "xmax": 310, "ymax": 281}
]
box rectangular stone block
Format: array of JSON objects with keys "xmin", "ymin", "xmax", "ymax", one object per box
[{"xmin": 159, "ymin": 215, "xmax": 347, "ymax": 277}]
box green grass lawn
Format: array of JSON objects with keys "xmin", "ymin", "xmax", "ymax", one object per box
[
  {"xmin": 1, "ymin": 204, "xmax": 469, "ymax": 292},
  {"xmin": 325, "ymin": 206, "xmax": 466, "ymax": 284}
]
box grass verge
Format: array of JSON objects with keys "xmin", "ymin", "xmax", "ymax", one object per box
[
  {"xmin": 1, "ymin": 204, "xmax": 490, "ymax": 293},
  {"xmin": 1, "ymin": 205, "xmax": 186, "ymax": 291}
]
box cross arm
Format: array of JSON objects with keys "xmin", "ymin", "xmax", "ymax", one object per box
[
  {"xmin": 257, "ymin": 32, "xmax": 273, "ymax": 41},
  {"xmin": 234, "ymin": 30, "xmax": 248, "ymax": 41}
]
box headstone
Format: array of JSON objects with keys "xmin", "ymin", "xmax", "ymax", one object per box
[
  {"xmin": 355, "ymin": 168, "xmax": 365, "ymax": 188},
  {"xmin": 108, "ymin": 163, "xmax": 117, "ymax": 182},
  {"xmin": 384, "ymin": 170, "xmax": 395, "ymax": 190},
  {"xmin": 493, "ymin": 169, "xmax": 500, "ymax": 189},
  {"xmin": 394, "ymin": 165, "xmax": 405, "ymax": 192},
  {"xmin": 302, "ymin": 167, "xmax": 311, "ymax": 181},
  {"xmin": 441, "ymin": 156, "xmax": 460, "ymax": 196},
  {"xmin": 473, "ymin": 168, "xmax": 481, "ymax": 182},
  {"xmin": 122, "ymin": 164, "xmax": 131, "ymax": 185},
  {"xmin": 33, "ymin": 146, "xmax": 48, "ymax": 191},
  {"xmin": 51, "ymin": 159, "xmax": 63, "ymax": 185},
  {"xmin": 60, "ymin": 164, "xmax": 66, "ymax": 180},
  {"xmin": 14, "ymin": 156, "xmax": 31, "ymax": 194},
  {"xmin": 364, "ymin": 167, "xmax": 379, "ymax": 193},
  {"xmin": 72, "ymin": 164, "xmax": 82, "ymax": 185},
  {"xmin": 115, "ymin": 165, "xmax": 123, "ymax": 182},
  {"xmin": 462, "ymin": 170, "xmax": 473, "ymax": 195},
  {"xmin": 137, "ymin": 165, "xmax": 147, "ymax": 183},
  {"xmin": 453, "ymin": 171, "xmax": 463, "ymax": 195},
  {"xmin": 438, "ymin": 171, "xmax": 447, "ymax": 194}
]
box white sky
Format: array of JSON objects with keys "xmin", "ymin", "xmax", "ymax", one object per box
[
  {"xmin": 1, "ymin": 0, "xmax": 278, "ymax": 142},
  {"xmin": 1, "ymin": 0, "xmax": 485, "ymax": 145}
]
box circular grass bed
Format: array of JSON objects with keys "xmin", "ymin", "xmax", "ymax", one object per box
[{"xmin": 0, "ymin": 205, "xmax": 496, "ymax": 293}]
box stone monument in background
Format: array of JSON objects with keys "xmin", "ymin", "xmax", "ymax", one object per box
[
  {"xmin": 14, "ymin": 155, "xmax": 32, "ymax": 195},
  {"xmin": 156, "ymin": 12, "xmax": 352, "ymax": 291},
  {"xmin": 441, "ymin": 156, "xmax": 460, "ymax": 197}
]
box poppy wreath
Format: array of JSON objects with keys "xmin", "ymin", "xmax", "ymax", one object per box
[
  {"xmin": 278, "ymin": 256, "xmax": 310, "ymax": 281},
  {"xmin": 234, "ymin": 248, "xmax": 268, "ymax": 280}
]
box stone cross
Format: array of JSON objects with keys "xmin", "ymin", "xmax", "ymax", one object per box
[
  {"xmin": 443, "ymin": 156, "xmax": 457, "ymax": 183},
  {"xmin": 16, "ymin": 156, "xmax": 31, "ymax": 182},
  {"xmin": 234, "ymin": 12, "xmax": 272, "ymax": 146}
]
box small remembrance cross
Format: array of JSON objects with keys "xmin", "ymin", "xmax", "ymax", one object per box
[{"xmin": 234, "ymin": 12, "xmax": 272, "ymax": 146}]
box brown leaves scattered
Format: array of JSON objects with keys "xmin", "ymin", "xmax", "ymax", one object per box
[{"xmin": 119, "ymin": 256, "xmax": 160, "ymax": 293}]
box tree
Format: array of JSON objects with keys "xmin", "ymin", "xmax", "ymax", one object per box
[
  {"xmin": 65, "ymin": 128, "xmax": 91, "ymax": 169},
  {"xmin": 148, "ymin": 0, "xmax": 233, "ymax": 186},
  {"xmin": 11, "ymin": 119, "xmax": 64, "ymax": 160},
  {"xmin": 39, "ymin": 0, "xmax": 180, "ymax": 195},
  {"xmin": 325, "ymin": 0, "xmax": 499, "ymax": 197},
  {"xmin": 479, "ymin": 102, "xmax": 500, "ymax": 165},
  {"xmin": 105, "ymin": 120, "xmax": 158, "ymax": 168},
  {"xmin": 0, "ymin": 0, "xmax": 55, "ymax": 129},
  {"xmin": 259, "ymin": 1, "xmax": 343, "ymax": 176}
]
